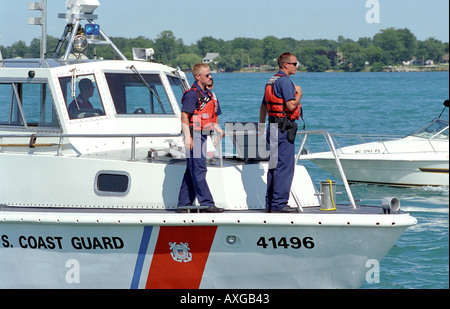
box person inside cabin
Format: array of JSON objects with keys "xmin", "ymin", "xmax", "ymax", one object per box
[
  {"xmin": 177, "ymin": 63, "xmax": 225, "ymax": 213},
  {"xmin": 68, "ymin": 78, "xmax": 96, "ymax": 119}
]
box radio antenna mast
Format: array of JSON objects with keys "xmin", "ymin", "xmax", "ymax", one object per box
[{"xmin": 28, "ymin": 0, "xmax": 47, "ymax": 58}]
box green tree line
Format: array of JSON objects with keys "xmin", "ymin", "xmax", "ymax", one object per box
[{"xmin": 1, "ymin": 27, "xmax": 448, "ymax": 72}]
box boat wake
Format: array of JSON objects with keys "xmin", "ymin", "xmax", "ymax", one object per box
[
  {"xmin": 417, "ymin": 185, "xmax": 449, "ymax": 194},
  {"xmin": 402, "ymin": 206, "xmax": 449, "ymax": 214}
]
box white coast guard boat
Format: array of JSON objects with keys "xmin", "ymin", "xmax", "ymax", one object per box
[
  {"xmin": 300, "ymin": 102, "xmax": 449, "ymax": 187},
  {"xmin": 0, "ymin": 0, "xmax": 416, "ymax": 289}
]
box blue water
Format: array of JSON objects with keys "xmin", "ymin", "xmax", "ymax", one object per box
[{"xmin": 208, "ymin": 71, "xmax": 449, "ymax": 289}]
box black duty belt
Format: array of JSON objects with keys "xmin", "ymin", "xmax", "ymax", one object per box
[
  {"xmin": 268, "ymin": 117, "xmax": 286, "ymax": 124},
  {"xmin": 268, "ymin": 117, "xmax": 298, "ymax": 133}
]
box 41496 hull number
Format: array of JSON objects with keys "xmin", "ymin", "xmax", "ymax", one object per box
[{"xmin": 257, "ymin": 237, "xmax": 315, "ymax": 250}]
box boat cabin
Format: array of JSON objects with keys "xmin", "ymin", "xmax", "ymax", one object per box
[{"xmin": 0, "ymin": 58, "xmax": 188, "ymax": 156}]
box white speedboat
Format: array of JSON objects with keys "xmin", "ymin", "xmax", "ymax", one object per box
[
  {"xmin": 0, "ymin": 0, "xmax": 416, "ymax": 289},
  {"xmin": 300, "ymin": 103, "xmax": 449, "ymax": 187}
]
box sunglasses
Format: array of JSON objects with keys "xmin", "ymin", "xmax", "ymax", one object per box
[{"xmin": 287, "ymin": 62, "xmax": 298, "ymax": 67}]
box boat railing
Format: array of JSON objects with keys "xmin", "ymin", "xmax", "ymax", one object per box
[
  {"xmin": 1, "ymin": 130, "xmax": 358, "ymax": 209},
  {"xmin": 2, "ymin": 131, "xmax": 254, "ymax": 164},
  {"xmin": 0, "ymin": 133, "xmax": 181, "ymax": 161},
  {"xmin": 296, "ymin": 130, "xmax": 357, "ymax": 209}
]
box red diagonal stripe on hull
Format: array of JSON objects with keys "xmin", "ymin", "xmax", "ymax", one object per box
[{"xmin": 146, "ymin": 226, "xmax": 217, "ymax": 289}]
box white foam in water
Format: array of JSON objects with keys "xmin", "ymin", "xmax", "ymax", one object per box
[
  {"xmin": 419, "ymin": 186, "xmax": 449, "ymax": 194},
  {"xmin": 402, "ymin": 206, "xmax": 449, "ymax": 214}
]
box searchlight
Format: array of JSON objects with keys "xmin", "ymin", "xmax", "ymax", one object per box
[{"xmin": 73, "ymin": 35, "xmax": 88, "ymax": 52}]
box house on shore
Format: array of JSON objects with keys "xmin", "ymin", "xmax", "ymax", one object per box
[{"xmin": 203, "ymin": 53, "xmax": 220, "ymax": 65}]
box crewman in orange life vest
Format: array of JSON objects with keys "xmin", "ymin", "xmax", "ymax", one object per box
[
  {"xmin": 177, "ymin": 63, "xmax": 224, "ymax": 213},
  {"xmin": 259, "ymin": 52, "xmax": 303, "ymax": 213}
]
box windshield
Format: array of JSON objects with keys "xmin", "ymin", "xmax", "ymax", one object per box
[
  {"xmin": 105, "ymin": 73, "xmax": 175, "ymax": 116},
  {"xmin": 411, "ymin": 119, "xmax": 449, "ymax": 139}
]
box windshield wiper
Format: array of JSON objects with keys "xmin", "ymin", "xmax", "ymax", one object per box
[{"xmin": 129, "ymin": 65, "xmax": 165, "ymax": 113}]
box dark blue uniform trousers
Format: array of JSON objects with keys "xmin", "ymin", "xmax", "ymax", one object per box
[
  {"xmin": 178, "ymin": 132, "xmax": 215, "ymax": 207},
  {"xmin": 266, "ymin": 124, "xmax": 295, "ymax": 212}
]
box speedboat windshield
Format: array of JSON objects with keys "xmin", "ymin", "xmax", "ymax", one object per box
[{"xmin": 411, "ymin": 119, "xmax": 449, "ymax": 139}]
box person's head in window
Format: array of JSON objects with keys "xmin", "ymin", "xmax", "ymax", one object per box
[
  {"xmin": 68, "ymin": 78, "xmax": 95, "ymax": 119},
  {"xmin": 78, "ymin": 78, "xmax": 95, "ymax": 102}
]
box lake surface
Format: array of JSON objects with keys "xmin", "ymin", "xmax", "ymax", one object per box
[{"xmin": 206, "ymin": 71, "xmax": 449, "ymax": 289}]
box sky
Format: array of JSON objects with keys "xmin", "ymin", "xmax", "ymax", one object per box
[{"xmin": 0, "ymin": 0, "xmax": 449, "ymax": 47}]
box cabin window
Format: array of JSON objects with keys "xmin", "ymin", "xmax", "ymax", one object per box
[
  {"xmin": 166, "ymin": 75, "xmax": 187, "ymax": 110},
  {"xmin": 0, "ymin": 82, "xmax": 60, "ymax": 129},
  {"xmin": 105, "ymin": 73, "xmax": 175, "ymax": 116},
  {"xmin": 58, "ymin": 75, "xmax": 105, "ymax": 120},
  {"xmin": 94, "ymin": 171, "xmax": 131, "ymax": 196}
]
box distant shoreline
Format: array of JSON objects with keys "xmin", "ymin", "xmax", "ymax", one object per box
[{"xmin": 236, "ymin": 65, "xmax": 449, "ymax": 73}]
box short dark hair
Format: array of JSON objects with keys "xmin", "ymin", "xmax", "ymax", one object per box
[
  {"xmin": 79, "ymin": 78, "xmax": 94, "ymax": 90},
  {"xmin": 278, "ymin": 52, "xmax": 295, "ymax": 68}
]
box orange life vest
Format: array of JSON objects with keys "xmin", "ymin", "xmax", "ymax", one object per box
[
  {"xmin": 187, "ymin": 85, "xmax": 218, "ymax": 131},
  {"xmin": 265, "ymin": 74, "xmax": 301, "ymax": 121}
]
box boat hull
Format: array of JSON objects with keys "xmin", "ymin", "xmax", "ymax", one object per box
[
  {"xmin": 308, "ymin": 156, "xmax": 449, "ymax": 187},
  {"xmin": 0, "ymin": 211, "xmax": 416, "ymax": 289},
  {"xmin": 0, "ymin": 152, "xmax": 320, "ymax": 210}
]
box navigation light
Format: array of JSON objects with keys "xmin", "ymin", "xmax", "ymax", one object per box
[{"xmin": 85, "ymin": 23, "xmax": 100, "ymax": 40}]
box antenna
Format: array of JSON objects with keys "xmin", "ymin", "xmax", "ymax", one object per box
[
  {"xmin": 0, "ymin": 35, "xmax": 4, "ymax": 66},
  {"xmin": 28, "ymin": 0, "xmax": 47, "ymax": 58}
]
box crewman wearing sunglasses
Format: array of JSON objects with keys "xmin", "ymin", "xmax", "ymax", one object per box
[{"xmin": 259, "ymin": 52, "xmax": 303, "ymax": 213}]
